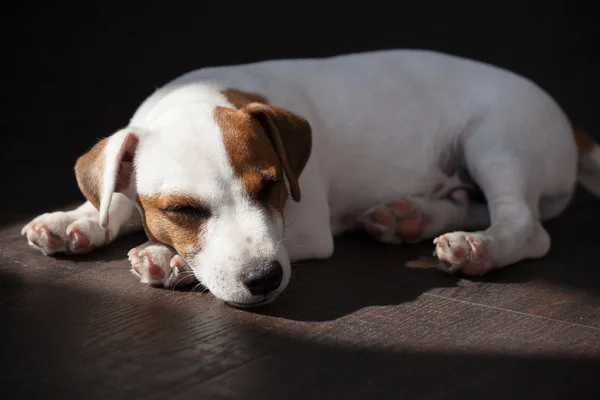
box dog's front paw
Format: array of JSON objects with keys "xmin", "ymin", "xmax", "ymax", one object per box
[
  {"xmin": 433, "ymin": 232, "xmax": 493, "ymax": 276},
  {"xmin": 128, "ymin": 242, "xmax": 196, "ymax": 288},
  {"xmin": 21, "ymin": 212, "xmax": 107, "ymax": 255}
]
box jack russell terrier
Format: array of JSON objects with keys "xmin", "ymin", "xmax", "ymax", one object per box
[{"xmin": 21, "ymin": 49, "xmax": 600, "ymax": 308}]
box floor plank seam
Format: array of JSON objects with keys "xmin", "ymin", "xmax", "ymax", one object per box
[{"xmin": 423, "ymin": 292, "xmax": 600, "ymax": 331}]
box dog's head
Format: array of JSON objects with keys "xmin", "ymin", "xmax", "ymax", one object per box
[{"xmin": 74, "ymin": 89, "xmax": 312, "ymax": 307}]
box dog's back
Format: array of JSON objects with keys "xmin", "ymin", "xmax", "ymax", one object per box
[{"xmin": 131, "ymin": 49, "xmax": 575, "ymax": 207}]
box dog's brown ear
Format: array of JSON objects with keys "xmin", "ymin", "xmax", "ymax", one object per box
[
  {"xmin": 243, "ymin": 103, "xmax": 312, "ymax": 202},
  {"xmin": 74, "ymin": 128, "xmax": 141, "ymax": 227}
]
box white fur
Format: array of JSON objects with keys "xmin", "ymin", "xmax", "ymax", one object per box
[{"xmin": 23, "ymin": 49, "xmax": 594, "ymax": 306}]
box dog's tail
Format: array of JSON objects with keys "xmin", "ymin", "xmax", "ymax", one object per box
[{"xmin": 575, "ymin": 127, "xmax": 600, "ymax": 198}]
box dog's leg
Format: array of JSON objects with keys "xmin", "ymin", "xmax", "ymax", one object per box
[
  {"xmin": 358, "ymin": 197, "xmax": 490, "ymax": 245},
  {"xmin": 432, "ymin": 154, "xmax": 552, "ymax": 276},
  {"xmin": 433, "ymin": 218, "xmax": 549, "ymax": 276},
  {"xmin": 282, "ymin": 164, "xmax": 336, "ymax": 262},
  {"xmin": 128, "ymin": 241, "xmax": 197, "ymax": 288},
  {"xmin": 21, "ymin": 194, "xmax": 142, "ymax": 255}
]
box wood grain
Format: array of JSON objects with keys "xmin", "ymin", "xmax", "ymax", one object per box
[{"xmin": 2, "ymin": 191, "xmax": 600, "ymax": 399}]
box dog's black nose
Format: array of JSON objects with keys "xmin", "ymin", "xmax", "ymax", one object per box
[{"xmin": 242, "ymin": 261, "xmax": 283, "ymax": 296}]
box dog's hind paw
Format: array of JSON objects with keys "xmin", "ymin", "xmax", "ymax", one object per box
[
  {"xmin": 357, "ymin": 199, "xmax": 425, "ymax": 244},
  {"xmin": 433, "ymin": 231, "xmax": 493, "ymax": 276}
]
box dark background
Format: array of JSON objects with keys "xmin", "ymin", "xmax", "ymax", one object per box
[{"xmin": 6, "ymin": 5, "xmax": 599, "ymax": 224}]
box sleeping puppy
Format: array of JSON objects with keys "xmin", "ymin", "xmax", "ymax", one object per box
[{"xmin": 21, "ymin": 49, "xmax": 600, "ymax": 307}]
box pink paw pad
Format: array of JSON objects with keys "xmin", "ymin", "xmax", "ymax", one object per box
[
  {"xmin": 140, "ymin": 250, "xmax": 166, "ymax": 280},
  {"xmin": 66, "ymin": 225, "xmax": 91, "ymax": 252},
  {"xmin": 39, "ymin": 225, "xmax": 64, "ymax": 249},
  {"xmin": 358, "ymin": 199, "xmax": 424, "ymax": 243},
  {"xmin": 29, "ymin": 223, "xmax": 64, "ymax": 250},
  {"xmin": 127, "ymin": 246, "xmax": 195, "ymax": 287},
  {"xmin": 433, "ymin": 233, "xmax": 493, "ymax": 276}
]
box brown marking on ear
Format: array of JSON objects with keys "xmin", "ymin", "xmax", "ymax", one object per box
[
  {"xmin": 574, "ymin": 126, "xmax": 597, "ymax": 155},
  {"xmin": 217, "ymin": 88, "xmax": 311, "ymax": 207},
  {"xmin": 74, "ymin": 138, "xmax": 108, "ymax": 209},
  {"xmin": 136, "ymin": 193, "xmax": 206, "ymax": 258},
  {"xmin": 214, "ymin": 106, "xmax": 289, "ymax": 214},
  {"xmin": 74, "ymin": 133, "xmax": 139, "ymax": 212},
  {"xmin": 222, "ymin": 88, "xmax": 269, "ymax": 108},
  {"xmin": 243, "ymin": 103, "xmax": 312, "ymax": 202}
]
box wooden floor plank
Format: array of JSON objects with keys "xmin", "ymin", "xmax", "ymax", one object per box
[{"xmin": 2, "ymin": 192, "xmax": 600, "ymax": 399}]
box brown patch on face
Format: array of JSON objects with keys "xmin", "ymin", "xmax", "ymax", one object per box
[
  {"xmin": 136, "ymin": 193, "xmax": 208, "ymax": 258},
  {"xmin": 574, "ymin": 126, "xmax": 597, "ymax": 154},
  {"xmin": 222, "ymin": 88, "xmax": 269, "ymax": 109},
  {"xmin": 74, "ymin": 138, "xmax": 108, "ymax": 210},
  {"xmin": 214, "ymin": 105, "xmax": 289, "ymax": 215}
]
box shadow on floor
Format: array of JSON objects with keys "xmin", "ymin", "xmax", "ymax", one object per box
[{"xmin": 0, "ymin": 269, "xmax": 597, "ymax": 400}]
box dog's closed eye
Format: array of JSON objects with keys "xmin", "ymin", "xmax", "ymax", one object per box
[
  {"xmin": 257, "ymin": 175, "xmax": 281, "ymax": 201},
  {"xmin": 163, "ymin": 204, "xmax": 211, "ymax": 219}
]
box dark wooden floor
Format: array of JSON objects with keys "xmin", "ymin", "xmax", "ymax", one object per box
[{"xmin": 1, "ymin": 188, "xmax": 600, "ymax": 399}]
